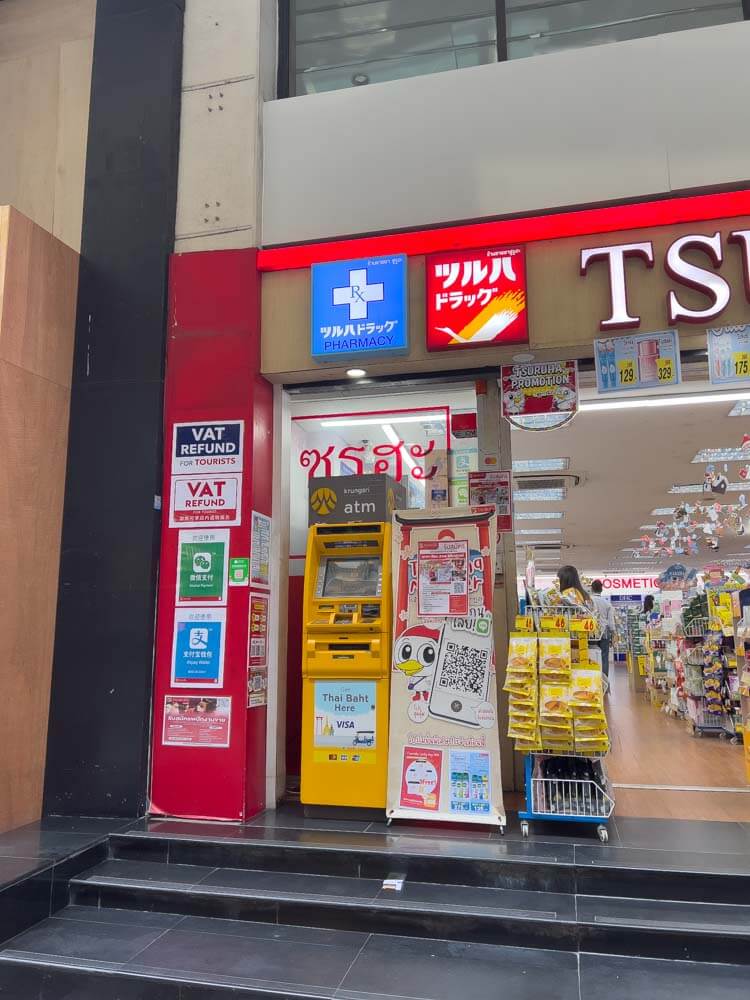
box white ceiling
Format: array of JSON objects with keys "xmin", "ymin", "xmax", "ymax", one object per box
[{"xmin": 511, "ymin": 382, "xmax": 750, "ymax": 575}]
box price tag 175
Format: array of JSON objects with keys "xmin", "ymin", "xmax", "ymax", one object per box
[{"xmin": 732, "ymin": 352, "xmax": 750, "ymax": 379}]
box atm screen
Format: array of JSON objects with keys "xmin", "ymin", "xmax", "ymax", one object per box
[{"xmin": 321, "ymin": 557, "xmax": 381, "ymax": 598}]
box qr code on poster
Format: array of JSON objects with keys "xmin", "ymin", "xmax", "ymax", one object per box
[
  {"xmin": 250, "ymin": 640, "xmax": 266, "ymax": 659},
  {"xmin": 438, "ymin": 642, "xmax": 490, "ymax": 696}
]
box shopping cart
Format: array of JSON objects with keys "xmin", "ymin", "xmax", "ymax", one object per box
[{"xmin": 518, "ymin": 753, "xmax": 614, "ymax": 843}]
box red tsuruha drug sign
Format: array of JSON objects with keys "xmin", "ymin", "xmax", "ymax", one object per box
[{"xmin": 426, "ymin": 246, "xmax": 528, "ymax": 351}]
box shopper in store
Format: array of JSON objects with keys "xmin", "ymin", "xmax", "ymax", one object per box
[
  {"xmin": 545, "ymin": 564, "xmax": 593, "ymax": 610},
  {"xmin": 591, "ymin": 579, "xmax": 616, "ymax": 680},
  {"xmin": 642, "ymin": 594, "xmax": 655, "ymax": 617}
]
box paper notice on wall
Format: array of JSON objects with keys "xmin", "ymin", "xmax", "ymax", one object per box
[
  {"xmin": 417, "ymin": 538, "xmax": 469, "ymax": 616},
  {"xmin": 162, "ymin": 696, "xmax": 231, "ymax": 748},
  {"xmin": 250, "ymin": 511, "xmax": 272, "ymax": 588},
  {"xmin": 247, "ymin": 592, "xmax": 269, "ymax": 708},
  {"xmin": 387, "ymin": 506, "xmax": 504, "ymax": 826},
  {"xmin": 468, "ymin": 471, "xmax": 512, "ymax": 532}
]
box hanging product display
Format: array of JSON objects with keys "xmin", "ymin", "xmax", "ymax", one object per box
[{"xmin": 386, "ymin": 506, "xmax": 504, "ymax": 827}]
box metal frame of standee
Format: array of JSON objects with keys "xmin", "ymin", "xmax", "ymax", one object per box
[{"xmin": 148, "ymin": 249, "xmax": 273, "ymax": 823}]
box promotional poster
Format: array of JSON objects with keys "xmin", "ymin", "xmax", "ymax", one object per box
[{"xmin": 387, "ymin": 506, "xmax": 504, "ymax": 825}]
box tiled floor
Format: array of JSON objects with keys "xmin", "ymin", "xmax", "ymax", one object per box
[{"xmin": 2, "ymin": 906, "xmax": 749, "ymax": 999}]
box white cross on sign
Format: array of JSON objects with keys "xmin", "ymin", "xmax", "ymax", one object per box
[{"xmin": 332, "ymin": 268, "xmax": 384, "ymax": 321}]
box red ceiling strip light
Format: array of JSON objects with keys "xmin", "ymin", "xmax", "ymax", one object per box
[{"xmin": 256, "ymin": 189, "xmax": 750, "ymax": 273}]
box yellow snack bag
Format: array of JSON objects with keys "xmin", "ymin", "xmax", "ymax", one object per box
[
  {"xmin": 539, "ymin": 635, "xmax": 572, "ymax": 677},
  {"xmin": 506, "ymin": 634, "xmax": 538, "ymax": 674},
  {"xmin": 571, "ymin": 669, "xmax": 603, "ymax": 709},
  {"xmin": 540, "ymin": 684, "xmax": 572, "ymax": 719}
]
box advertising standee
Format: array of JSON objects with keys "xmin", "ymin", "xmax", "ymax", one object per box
[{"xmin": 387, "ymin": 506, "xmax": 504, "ymax": 826}]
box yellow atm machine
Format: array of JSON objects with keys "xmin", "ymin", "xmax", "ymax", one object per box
[{"xmin": 301, "ymin": 522, "xmax": 392, "ymax": 809}]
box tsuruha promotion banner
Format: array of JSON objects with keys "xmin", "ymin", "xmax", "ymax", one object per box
[{"xmin": 387, "ymin": 506, "xmax": 504, "ymax": 826}]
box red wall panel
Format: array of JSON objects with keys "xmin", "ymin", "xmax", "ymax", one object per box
[{"xmin": 150, "ymin": 249, "xmax": 270, "ymax": 821}]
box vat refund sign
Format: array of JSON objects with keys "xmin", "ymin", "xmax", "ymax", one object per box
[
  {"xmin": 171, "ymin": 421, "xmax": 244, "ymax": 475},
  {"xmin": 169, "ymin": 474, "xmax": 242, "ymax": 527}
]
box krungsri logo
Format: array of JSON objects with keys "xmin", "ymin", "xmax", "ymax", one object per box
[{"xmin": 310, "ymin": 487, "xmax": 338, "ymax": 516}]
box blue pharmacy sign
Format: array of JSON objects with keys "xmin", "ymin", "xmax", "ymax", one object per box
[{"xmin": 311, "ymin": 254, "xmax": 408, "ymax": 360}]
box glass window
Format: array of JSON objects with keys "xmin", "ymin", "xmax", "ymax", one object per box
[
  {"xmin": 293, "ymin": 0, "xmax": 497, "ymax": 96},
  {"xmin": 506, "ymin": 0, "xmax": 743, "ymax": 61}
]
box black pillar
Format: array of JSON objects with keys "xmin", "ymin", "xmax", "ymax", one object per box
[{"xmin": 43, "ymin": 0, "xmax": 184, "ymax": 817}]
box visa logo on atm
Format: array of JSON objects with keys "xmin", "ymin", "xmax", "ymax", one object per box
[{"xmin": 171, "ymin": 420, "xmax": 244, "ymax": 475}]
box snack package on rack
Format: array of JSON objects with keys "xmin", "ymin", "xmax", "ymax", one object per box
[
  {"xmin": 538, "ymin": 635, "xmax": 572, "ymax": 682},
  {"xmin": 570, "ymin": 669, "xmax": 604, "ymax": 711},
  {"xmin": 506, "ymin": 634, "xmax": 538, "ymax": 675},
  {"xmin": 540, "ymin": 684, "xmax": 572, "ymax": 720}
]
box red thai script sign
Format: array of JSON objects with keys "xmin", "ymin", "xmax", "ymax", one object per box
[
  {"xmin": 299, "ymin": 440, "xmax": 444, "ymax": 482},
  {"xmin": 426, "ymin": 246, "xmax": 528, "ymax": 351}
]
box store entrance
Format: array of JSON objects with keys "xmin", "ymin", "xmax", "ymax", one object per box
[{"xmin": 511, "ymin": 377, "xmax": 750, "ymax": 821}]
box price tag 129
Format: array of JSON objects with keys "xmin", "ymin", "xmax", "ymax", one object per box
[
  {"xmin": 618, "ymin": 360, "xmax": 636, "ymax": 386},
  {"xmin": 656, "ymin": 357, "xmax": 677, "ymax": 384}
]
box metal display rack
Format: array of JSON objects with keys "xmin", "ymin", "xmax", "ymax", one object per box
[{"xmin": 517, "ymin": 605, "xmax": 613, "ymax": 844}]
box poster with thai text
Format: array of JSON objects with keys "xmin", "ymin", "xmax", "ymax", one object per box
[
  {"xmin": 468, "ymin": 471, "xmax": 512, "ymax": 532},
  {"xmin": 162, "ymin": 696, "xmax": 231, "ymax": 748},
  {"xmin": 417, "ymin": 538, "xmax": 469, "ymax": 616}
]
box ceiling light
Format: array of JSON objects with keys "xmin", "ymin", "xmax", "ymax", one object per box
[
  {"xmin": 515, "ymin": 512, "xmax": 564, "ymax": 520},
  {"xmin": 512, "ymin": 352, "xmax": 535, "ymax": 362},
  {"xmin": 346, "ymin": 368, "xmax": 366, "ymax": 378},
  {"xmin": 321, "ymin": 413, "xmax": 446, "ymax": 428},
  {"xmin": 514, "ymin": 488, "xmax": 567, "ymax": 502},
  {"xmin": 512, "ymin": 458, "xmax": 570, "ymax": 473},
  {"xmin": 516, "ymin": 528, "xmax": 563, "ymax": 536},
  {"xmin": 639, "ymin": 524, "xmax": 657, "ymax": 531},
  {"xmin": 692, "ymin": 448, "xmax": 750, "ymax": 463},
  {"xmin": 729, "ymin": 401, "xmax": 750, "ymax": 416},
  {"xmin": 651, "ymin": 507, "xmax": 675, "ymax": 516},
  {"xmin": 580, "ymin": 391, "xmax": 750, "ymax": 413}
]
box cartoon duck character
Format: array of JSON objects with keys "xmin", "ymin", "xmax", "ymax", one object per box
[{"xmin": 393, "ymin": 625, "xmax": 441, "ymax": 701}]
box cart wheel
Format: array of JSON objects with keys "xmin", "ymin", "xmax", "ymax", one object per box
[
  {"xmin": 693, "ymin": 727, "xmax": 702, "ymax": 738},
  {"xmin": 499, "ymin": 824, "xmax": 506, "ymax": 836},
  {"xmin": 597, "ymin": 826, "xmax": 609, "ymax": 844},
  {"xmin": 520, "ymin": 821, "xmax": 530, "ymax": 838},
  {"xmin": 719, "ymin": 731, "xmax": 727, "ymax": 741},
  {"xmin": 730, "ymin": 736, "xmax": 741, "ymax": 746}
]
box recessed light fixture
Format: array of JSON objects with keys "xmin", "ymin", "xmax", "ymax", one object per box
[
  {"xmin": 351, "ymin": 72, "xmax": 370, "ymax": 86},
  {"xmin": 515, "ymin": 511, "xmax": 563, "ymax": 520},
  {"xmin": 650, "ymin": 508, "xmax": 675, "ymax": 516},
  {"xmin": 346, "ymin": 368, "xmax": 366, "ymax": 378},
  {"xmin": 516, "ymin": 528, "xmax": 563, "ymax": 536},
  {"xmin": 692, "ymin": 447, "xmax": 750, "ymax": 463},
  {"xmin": 639, "ymin": 524, "xmax": 657, "ymax": 531},
  {"xmin": 514, "ymin": 488, "xmax": 567, "ymax": 502},
  {"xmin": 729, "ymin": 401, "xmax": 750, "ymax": 417},
  {"xmin": 512, "ymin": 458, "xmax": 570, "ymax": 473},
  {"xmin": 512, "ymin": 352, "xmax": 535, "ymax": 363}
]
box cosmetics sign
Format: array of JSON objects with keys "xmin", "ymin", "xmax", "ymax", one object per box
[{"xmin": 594, "ymin": 330, "xmax": 681, "ymax": 394}]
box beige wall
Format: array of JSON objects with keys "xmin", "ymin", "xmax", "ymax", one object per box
[
  {"xmin": 175, "ymin": 0, "xmax": 276, "ymax": 253},
  {"xmin": 261, "ymin": 214, "xmax": 750, "ymax": 383},
  {"xmin": 0, "ymin": 0, "xmax": 95, "ymax": 252},
  {"xmin": 263, "ymin": 21, "xmax": 750, "ymax": 247},
  {"xmin": 0, "ymin": 207, "xmax": 78, "ymax": 833}
]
